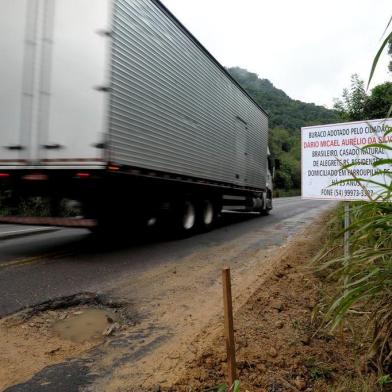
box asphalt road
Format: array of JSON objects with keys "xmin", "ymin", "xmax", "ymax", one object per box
[
  {"xmin": 0, "ymin": 196, "xmax": 337, "ymax": 392},
  {"xmin": 0, "ymin": 197, "xmax": 333, "ymax": 317}
]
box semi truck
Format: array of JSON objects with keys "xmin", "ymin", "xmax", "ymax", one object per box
[{"xmin": 0, "ymin": 0, "xmax": 273, "ymax": 235}]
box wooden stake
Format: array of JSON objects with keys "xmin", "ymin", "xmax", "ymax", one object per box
[{"xmin": 222, "ymin": 267, "xmax": 236, "ymax": 388}]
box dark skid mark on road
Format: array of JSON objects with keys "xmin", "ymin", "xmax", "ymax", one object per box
[
  {"xmin": 5, "ymin": 326, "xmax": 171, "ymax": 392},
  {"xmin": 114, "ymin": 331, "xmax": 170, "ymax": 364},
  {"xmin": 93, "ymin": 332, "xmax": 171, "ymax": 382},
  {"xmin": 4, "ymin": 360, "xmax": 95, "ymax": 392},
  {"xmin": 4, "ymin": 337, "xmax": 171, "ymax": 392}
]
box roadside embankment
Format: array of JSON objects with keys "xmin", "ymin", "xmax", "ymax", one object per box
[{"xmin": 168, "ymin": 211, "xmax": 371, "ymax": 392}]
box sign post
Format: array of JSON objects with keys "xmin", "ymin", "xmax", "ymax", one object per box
[
  {"xmin": 343, "ymin": 201, "xmax": 350, "ymax": 290},
  {"xmin": 344, "ymin": 202, "xmax": 350, "ymax": 259}
]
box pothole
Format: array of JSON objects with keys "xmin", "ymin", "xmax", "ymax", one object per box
[
  {"xmin": 0, "ymin": 293, "xmax": 129, "ymax": 391},
  {"xmin": 52, "ymin": 308, "xmax": 119, "ymax": 342}
]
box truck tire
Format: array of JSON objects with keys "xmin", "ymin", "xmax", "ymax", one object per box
[
  {"xmin": 262, "ymin": 192, "xmax": 273, "ymax": 215},
  {"xmin": 171, "ymin": 199, "xmax": 197, "ymax": 237},
  {"xmin": 260, "ymin": 207, "xmax": 270, "ymax": 216},
  {"xmin": 198, "ymin": 199, "xmax": 217, "ymax": 232}
]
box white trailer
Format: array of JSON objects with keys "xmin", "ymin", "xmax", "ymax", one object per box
[{"xmin": 0, "ymin": 0, "xmax": 273, "ymax": 234}]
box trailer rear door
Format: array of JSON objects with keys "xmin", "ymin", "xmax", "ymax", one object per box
[
  {"xmin": 41, "ymin": 0, "xmax": 110, "ymax": 166},
  {"xmin": 0, "ymin": 1, "xmax": 29, "ymax": 165},
  {"xmin": 0, "ymin": 0, "xmax": 110, "ymax": 168}
]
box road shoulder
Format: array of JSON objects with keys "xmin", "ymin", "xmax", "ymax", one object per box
[{"xmin": 169, "ymin": 210, "xmax": 363, "ymax": 391}]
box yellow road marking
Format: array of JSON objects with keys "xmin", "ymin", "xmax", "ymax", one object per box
[{"xmin": 0, "ymin": 251, "xmax": 71, "ymax": 270}]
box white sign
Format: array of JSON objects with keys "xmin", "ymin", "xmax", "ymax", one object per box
[{"xmin": 301, "ymin": 118, "xmax": 392, "ymax": 201}]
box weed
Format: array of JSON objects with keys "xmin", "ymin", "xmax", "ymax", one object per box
[
  {"xmin": 291, "ymin": 319, "xmax": 301, "ymax": 330},
  {"xmin": 377, "ymin": 374, "xmax": 392, "ymax": 386},
  {"xmin": 208, "ymin": 380, "xmax": 241, "ymax": 392},
  {"xmin": 305, "ymin": 357, "xmax": 333, "ymax": 381}
]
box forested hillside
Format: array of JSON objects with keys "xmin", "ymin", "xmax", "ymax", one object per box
[
  {"xmin": 228, "ymin": 67, "xmax": 339, "ymax": 193},
  {"xmin": 228, "ymin": 67, "xmax": 338, "ymax": 131}
]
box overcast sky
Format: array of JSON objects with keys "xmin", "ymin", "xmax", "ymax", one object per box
[{"xmin": 161, "ymin": 0, "xmax": 391, "ymax": 108}]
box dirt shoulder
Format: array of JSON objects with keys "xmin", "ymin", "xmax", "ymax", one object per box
[{"xmin": 168, "ymin": 211, "xmax": 367, "ymax": 392}]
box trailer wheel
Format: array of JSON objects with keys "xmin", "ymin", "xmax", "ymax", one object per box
[
  {"xmin": 199, "ymin": 199, "xmax": 217, "ymax": 231},
  {"xmin": 183, "ymin": 200, "xmax": 196, "ymax": 230},
  {"xmin": 171, "ymin": 199, "xmax": 197, "ymax": 236}
]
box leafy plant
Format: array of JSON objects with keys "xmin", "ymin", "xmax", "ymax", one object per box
[
  {"xmin": 334, "ymin": 74, "xmax": 367, "ymax": 121},
  {"xmin": 306, "ymin": 358, "xmax": 333, "ymax": 381},
  {"xmin": 315, "ymin": 18, "xmax": 392, "ymax": 376},
  {"xmin": 377, "ymin": 374, "xmax": 392, "ymax": 386},
  {"xmin": 208, "ymin": 380, "xmax": 241, "ymax": 392},
  {"xmin": 316, "ymin": 126, "xmax": 391, "ymax": 363}
]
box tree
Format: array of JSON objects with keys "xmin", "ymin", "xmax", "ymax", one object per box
[
  {"xmin": 364, "ymin": 82, "xmax": 392, "ymax": 119},
  {"xmin": 388, "ymin": 38, "xmax": 392, "ymax": 72},
  {"xmin": 269, "ymin": 128, "xmax": 301, "ymax": 191},
  {"xmin": 333, "ymin": 74, "xmax": 367, "ymax": 121},
  {"xmin": 335, "ymin": 75, "xmax": 392, "ymax": 121}
]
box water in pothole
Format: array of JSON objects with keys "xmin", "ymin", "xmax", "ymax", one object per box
[{"xmin": 53, "ymin": 308, "xmax": 118, "ymax": 342}]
